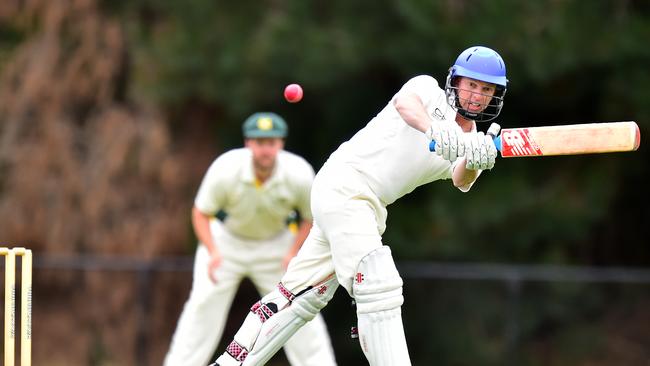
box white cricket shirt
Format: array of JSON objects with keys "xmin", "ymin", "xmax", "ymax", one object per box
[
  {"xmin": 328, "ymin": 75, "xmax": 474, "ymax": 205},
  {"xmin": 194, "ymin": 148, "xmax": 315, "ymax": 240}
]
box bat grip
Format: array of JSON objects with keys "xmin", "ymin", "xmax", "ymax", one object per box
[
  {"xmin": 428, "ymin": 131, "xmax": 503, "ymax": 152},
  {"xmin": 492, "ymin": 135, "xmax": 502, "ymax": 152}
]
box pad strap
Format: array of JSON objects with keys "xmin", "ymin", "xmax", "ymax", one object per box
[
  {"xmin": 214, "ymin": 276, "xmax": 339, "ymax": 366},
  {"xmin": 226, "ymin": 340, "xmax": 249, "ymax": 362}
]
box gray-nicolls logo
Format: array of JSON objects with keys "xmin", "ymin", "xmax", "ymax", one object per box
[{"xmin": 432, "ymin": 107, "xmax": 445, "ymax": 120}]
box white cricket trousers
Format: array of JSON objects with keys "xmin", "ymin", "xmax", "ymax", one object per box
[
  {"xmin": 164, "ymin": 222, "xmax": 337, "ymax": 366},
  {"xmin": 283, "ymin": 161, "xmax": 388, "ymax": 295}
]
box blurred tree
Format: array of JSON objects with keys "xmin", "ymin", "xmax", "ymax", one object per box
[{"xmin": 0, "ymin": 1, "xmax": 198, "ymax": 364}]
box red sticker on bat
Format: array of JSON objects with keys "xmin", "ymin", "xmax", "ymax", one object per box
[{"xmin": 500, "ymin": 129, "xmax": 543, "ymax": 157}]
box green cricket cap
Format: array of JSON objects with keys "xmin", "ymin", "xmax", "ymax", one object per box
[{"xmin": 242, "ymin": 112, "xmax": 288, "ymax": 138}]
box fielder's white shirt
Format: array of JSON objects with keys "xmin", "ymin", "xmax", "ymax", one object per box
[
  {"xmin": 194, "ymin": 148, "xmax": 315, "ymax": 240},
  {"xmin": 328, "ymin": 75, "xmax": 475, "ymax": 205}
]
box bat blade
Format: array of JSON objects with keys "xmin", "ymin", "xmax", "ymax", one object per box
[{"xmin": 495, "ymin": 121, "xmax": 640, "ymax": 158}]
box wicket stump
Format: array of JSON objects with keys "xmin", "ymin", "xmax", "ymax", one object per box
[{"xmin": 1, "ymin": 247, "xmax": 32, "ymax": 366}]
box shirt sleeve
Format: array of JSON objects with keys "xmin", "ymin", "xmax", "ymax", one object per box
[
  {"xmin": 453, "ymin": 161, "xmax": 483, "ymax": 193},
  {"xmin": 394, "ymin": 75, "xmax": 441, "ymax": 108},
  {"xmin": 194, "ymin": 157, "xmax": 229, "ymax": 215}
]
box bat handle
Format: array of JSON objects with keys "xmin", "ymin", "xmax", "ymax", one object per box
[
  {"xmin": 428, "ymin": 123, "xmax": 502, "ymax": 152},
  {"xmin": 487, "ymin": 122, "xmax": 502, "ymax": 152},
  {"xmin": 492, "ymin": 135, "xmax": 502, "ymax": 152}
]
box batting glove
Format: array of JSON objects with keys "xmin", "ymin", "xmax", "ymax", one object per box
[
  {"xmin": 465, "ymin": 132, "xmax": 497, "ymax": 170},
  {"xmin": 426, "ymin": 122, "xmax": 466, "ymax": 162}
]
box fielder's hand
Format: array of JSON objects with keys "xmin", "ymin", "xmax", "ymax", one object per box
[
  {"xmin": 426, "ymin": 122, "xmax": 466, "ymax": 162},
  {"xmin": 465, "ymin": 132, "xmax": 497, "ymax": 170},
  {"xmin": 207, "ymin": 252, "xmax": 222, "ymax": 283}
]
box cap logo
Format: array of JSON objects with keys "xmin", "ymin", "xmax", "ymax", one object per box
[{"xmin": 257, "ymin": 117, "xmax": 273, "ymax": 131}]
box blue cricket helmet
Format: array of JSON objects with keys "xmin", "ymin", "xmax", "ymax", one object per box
[{"xmin": 445, "ymin": 46, "xmax": 508, "ymax": 122}]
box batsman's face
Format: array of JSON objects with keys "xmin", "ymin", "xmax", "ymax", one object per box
[
  {"xmin": 245, "ymin": 138, "xmax": 284, "ymax": 170},
  {"xmin": 456, "ymin": 77, "xmax": 496, "ymax": 113}
]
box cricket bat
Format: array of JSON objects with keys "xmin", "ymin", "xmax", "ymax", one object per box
[{"xmin": 429, "ymin": 121, "xmax": 640, "ymax": 157}]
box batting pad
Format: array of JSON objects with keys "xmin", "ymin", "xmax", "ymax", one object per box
[
  {"xmin": 353, "ymin": 246, "xmax": 411, "ymax": 366},
  {"xmin": 243, "ymin": 276, "xmax": 338, "ymax": 365},
  {"xmin": 214, "ymin": 277, "xmax": 338, "ymax": 366}
]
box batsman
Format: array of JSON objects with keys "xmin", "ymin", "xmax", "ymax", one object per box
[{"xmin": 212, "ymin": 46, "xmax": 508, "ymax": 366}]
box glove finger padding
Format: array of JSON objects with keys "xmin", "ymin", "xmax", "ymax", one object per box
[
  {"xmin": 432, "ymin": 122, "xmax": 463, "ymax": 162},
  {"xmin": 456, "ymin": 130, "xmax": 466, "ymax": 158},
  {"xmin": 465, "ymin": 133, "xmax": 480, "ymax": 171},
  {"xmin": 448, "ymin": 129, "xmax": 459, "ymax": 162},
  {"xmin": 435, "ymin": 129, "xmax": 449, "ymax": 160},
  {"xmin": 465, "ymin": 132, "xmax": 497, "ymax": 170},
  {"xmin": 483, "ymin": 134, "xmax": 497, "ymax": 169},
  {"xmin": 479, "ymin": 134, "xmax": 489, "ymax": 170}
]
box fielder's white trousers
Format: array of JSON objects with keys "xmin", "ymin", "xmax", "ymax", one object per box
[{"xmin": 164, "ymin": 222, "xmax": 337, "ymax": 366}]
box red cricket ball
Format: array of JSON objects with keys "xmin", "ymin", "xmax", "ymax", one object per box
[{"xmin": 284, "ymin": 84, "xmax": 303, "ymax": 103}]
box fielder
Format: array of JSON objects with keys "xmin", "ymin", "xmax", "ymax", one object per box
[
  {"xmin": 164, "ymin": 112, "xmax": 337, "ymax": 366},
  {"xmin": 211, "ymin": 46, "xmax": 508, "ymax": 366}
]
